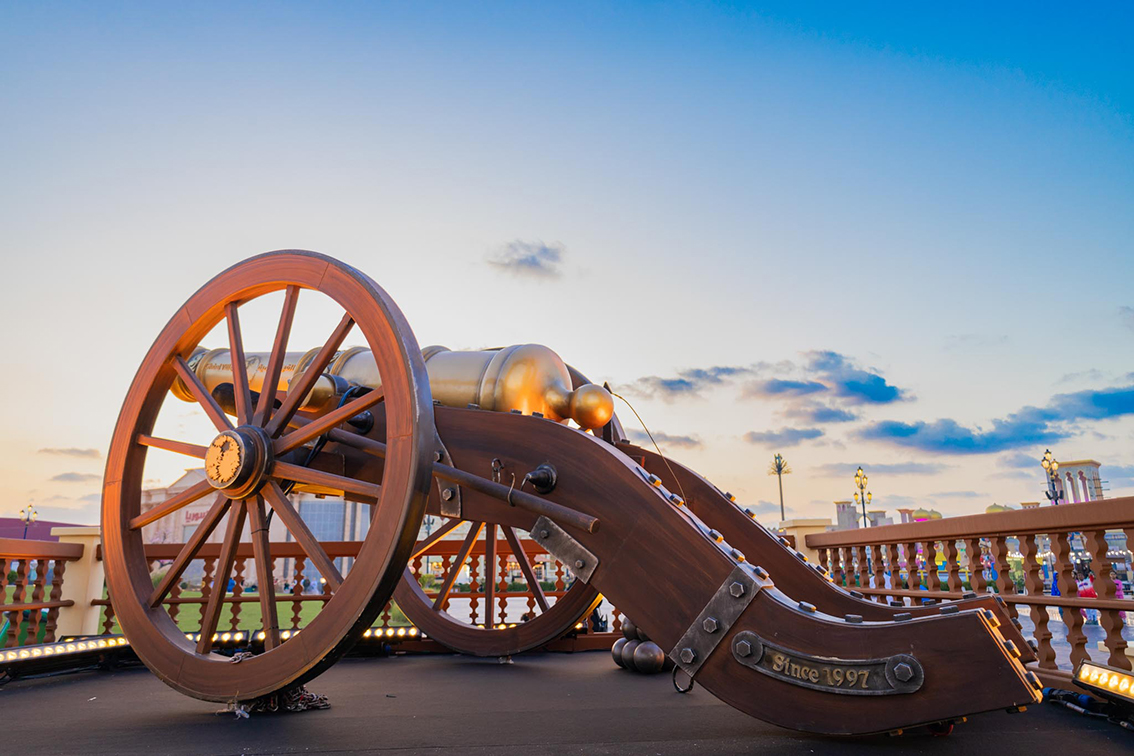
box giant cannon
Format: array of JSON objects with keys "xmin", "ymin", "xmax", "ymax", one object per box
[{"xmin": 102, "ymin": 251, "xmax": 1042, "ymax": 735}]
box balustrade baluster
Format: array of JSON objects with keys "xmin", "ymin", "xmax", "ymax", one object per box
[
  {"xmin": 832, "ymin": 548, "xmax": 845, "ymax": 587},
  {"xmin": 904, "ymin": 543, "xmax": 921, "ymax": 594},
  {"xmin": 468, "ymin": 554, "xmax": 480, "ymax": 627},
  {"xmin": 817, "ymin": 548, "xmax": 829, "ymax": 574},
  {"xmin": 290, "ymin": 560, "xmax": 305, "ymax": 630},
  {"xmin": 1084, "ymin": 529, "xmax": 1130, "ymax": 669},
  {"xmin": 962, "ymin": 538, "xmax": 987, "ymax": 594},
  {"xmin": 26, "ymin": 558, "xmax": 48, "ymax": 642},
  {"xmin": 229, "ymin": 557, "xmax": 245, "ymax": 632},
  {"xmin": 1020, "ymin": 534, "xmax": 1054, "ymax": 666},
  {"xmin": 380, "ymin": 602, "xmax": 392, "ymax": 629},
  {"xmin": 440, "ymin": 555, "xmax": 452, "ymax": 611},
  {"xmin": 884, "ymin": 543, "xmax": 903, "ymax": 603},
  {"xmin": 923, "ymin": 542, "xmax": 942, "ymax": 595},
  {"xmin": 200, "ymin": 557, "xmax": 216, "ymax": 631},
  {"xmin": 871, "ymin": 544, "xmax": 887, "ymax": 602},
  {"xmin": 168, "ymin": 578, "xmax": 182, "ymax": 625},
  {"xmin": 611, "ymin": 609, "xmax": 622, "ymax": 635},
  {"xmin": 497, "ymin": 551, "xmax": 508, "ymax": 625},
  {"xmin": 989, "ymin": 536, "xmax": 1019, "ymax": 620},
  {"xmin": 943, "ymin": 540, "xmax": 962, "ymax": 593},
  {"xmin": 7, "ymin": 559, "xmax": 30, "ymax": 647},
  {"xmin": 44, "ymin": 558, "xmax": 66, "ymax": 643},
  {"xmin": 1051, "ymin": 531, "xmax": 1088, "ymax": 670}
]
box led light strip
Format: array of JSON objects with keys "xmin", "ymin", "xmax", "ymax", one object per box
[
  {"xmin": 1076, "ymin": 661, "xmax": 1134, "ymax": 700},
  {"xmin": 1, "ymin": 636, "xmax": 129, "ymax": 663}
]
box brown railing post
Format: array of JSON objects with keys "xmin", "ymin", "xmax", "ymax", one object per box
[
  {"xmin": 1084, "ymin": 529, "xmax": 1131, "ymax": 670},
  {"xmin": 1050, "ymin": 531, "xmax": 1088, "ymax": 669},
  {"xmin": 1019, "ymin": 534, "xmax": 1054, "ymax": 668}
]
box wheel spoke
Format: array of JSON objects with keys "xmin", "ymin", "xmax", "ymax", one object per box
[
  {"xmin": 196, "ymin": 501, "xmax": 247, "ymax": 654},
  {"xmin": 225, "ymin": 302, "xmax": 254, "ymax": 425},
  {"xmin": 149, "ymin": 495, "xmax": 230, "ymax": 607},
  {"xmin": 411, "ymin": 518, "xmax": 462, "ymax": 560},
  {"xmin": 432, "ymin": 522, "xmax": 484, "ymax": 611},
  {"xmin": 137, "ymin": 434, "xmax": 207, "ymax": 459},
  {"xmin": 254, "ymin": 285, "xmax": 300, "ymax": 427},
  {"xmin": 272, "ymin": 459, "xmax": 382, "ymax": 501},
  {"xmin": 265, "ymin": 312, "xmax": 355, "ymax": 438},
  {"xmin": 173, "ymin": 356, "xmax": 233, "ymax": 432},
  {"xmin": 261, "ymin": 481, "xmax": 343, "ymax": 590},
  {"xmin": 273, "ymin": 388, "xmax": 384, "ymax": 456},
  {"xmin": 484, "ymin": 523, "xmax": 497, "ymax": 628},
  {"xmin": 503, "ymin": 526, "xmax": 549, "ymax": 612},
  {"xmin": 129, "ymin": 478, "xmax": 213, "ymax": 531},
  {"xmin": 247, "ymin": 495, "xmax": 281, "ymax": 650}
]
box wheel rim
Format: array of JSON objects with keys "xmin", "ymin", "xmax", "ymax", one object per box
[
  {"xmin": 102, "ymin": 250, "xmax": 434, "ymax": 702},
  {"xmin": 395, "ymin": 518, "xmax": 601, "ymax": 656}
]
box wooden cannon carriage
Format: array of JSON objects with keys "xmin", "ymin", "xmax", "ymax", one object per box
[{"xmin": 102, "ymin": 251, "xmax": 1042, "ymax": 735}]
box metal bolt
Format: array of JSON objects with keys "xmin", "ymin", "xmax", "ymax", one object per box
[
  {"xmin": 735, "ymin": 640, "xmax": 752, "ymax": 657},
  {"xmin": 729, "ymin": 581, "xmax": 746, "ymax": 598},
  {"xmin": 441, "ymin": 488, "xmax": 454, "ymax": 501},
  {"xmin": 434, "ymin": 451, "xmax": 443, "ymax": 462},
  {"xmin": 893, "ymin": 663, "xmax": 914, "ymax": 682},
  {"xmin": 702, "ymin": 617, "xmax": 719, "ymax": 633},
  {"xmin": 574, "ymin": 560, "xmax": 585, "ymax": 570},
  {"xmin": 540, "ymin": 529, "xmax": 549, "ymax": 539},
  {"xmin": 679, "ymin": 648, "xmax": 696, "ymax": 665}
]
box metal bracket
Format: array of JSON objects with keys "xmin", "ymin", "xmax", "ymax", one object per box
[
  {"xmin": 434, "ymin": 434, "xmax": 461, "ymax": 518},
  {"xmin": 731, "ymin": 631, "xmax": 924, "ymax": 696},
  {"xmin": 530, "ymin": 516, "xmax": 598, "ymax": 583},
  {"xmin": 668, "ymin": 565, "xmax": 760, "ymax": 680}
]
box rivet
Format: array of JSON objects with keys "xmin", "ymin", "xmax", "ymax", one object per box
[
  {"xmin": 894, "ymin": 612, "xmax": 912, "ymax": 621},
  {"xmin": 540, "ymin": 529, "xmax": 549, "ymax": 539},
  {"xmin": 729, "ymin": 582, "xmax": 746, "ymax": 598},
  {"xmin": 434, "ymin": 451, "xmax": 443, "ymax": 462},
  {"xmin": 753, "ymin": 566, "xmax": 769, "ymax": 580},
  {"xmin": 844, "ymin": 614, "xmax": 863, "ymax": 624},
  {"xmin": 702, "ymin": 617, "xmax": 719, "ymax": 633},
  {"xmin": 893, "ymin": 662, "xmax": 914, "ymax": 682},
  {"xmin": 532, "ymin": 411, "xmax": 544, "ymax": 418},
  {"xmin": 574, "ymin": 560, "xmax": 585, "ymax": 569},
  {"xmin": 679, "ymin": 648, "xmax": 696, "ymax": 665},
  {"xmin": 940, "ymin": 605, "xmax": 959, "ymax": 614},
  {"xmin": 798, "ymin": 601, "xmax": 816, "ymax": 613},
  {"xmin": 441, "ymin": 488, "xmax": 454, "ymax": 501},
  {"xmin": 735, "ymin": 639, "xmax": 752, "ymax": 657},
  {"xmin": 467, "ymin": 403, "xmax": 479, "ymax": 410}
]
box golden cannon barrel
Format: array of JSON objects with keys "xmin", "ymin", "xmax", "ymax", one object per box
[{"xmin": 172, "ymin": 343, "xmax": 614, "ymax": 430}]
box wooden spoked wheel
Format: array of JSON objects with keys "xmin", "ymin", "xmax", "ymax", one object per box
[
  {"xmin": 394, "ymin": 517, "xmax": 601, "ymax": 657},
  {"xmin": 101, "ymin": 250, "xmax": 435, "ymax": 703}
]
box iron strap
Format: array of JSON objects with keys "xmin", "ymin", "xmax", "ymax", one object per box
[{"xmin": 668, "ymin": 564, "xmax": 761, "ymax": 679}]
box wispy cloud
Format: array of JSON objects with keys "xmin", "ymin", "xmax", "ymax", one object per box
[
  {"xmin": 861, "ymin": 383, "xmax": 1134, "ymax": 454},
  {"xmin": 621, "ymin": 366, "xmax": 754, "ymax": 401},
  {"xmin": 928, "ymin": 490, "xmax": 985, "ymax": 498},
  {"xmin": 486, "ymin": 240, "xmax": 565, "ymax": 279},
  {"xmin": 51, "ymin": 472, "xmax": 102, "ymax": 483},
  {"xmin": 743, "ymin": 428, "xmax": 823, "ymax": 447},
  {"xmin": 811, "ymin": 461, "xmax": 948, "ymax": 477},
  {"xmin": 625, "ymin": 429, "xmax": 703, "ymax": 449},
  {"xmin": 38, "ymin": 448, "xmax": 101, "ymax": 459},
  {"xmin": 782, "ymin": 402, "xmax": 857, "ymax": 424},
  {"xmin": 743, "ymin": 500, "xmax": 784, "ymax": 516}
]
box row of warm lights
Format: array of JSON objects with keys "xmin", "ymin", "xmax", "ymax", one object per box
[
  {"xmin": 363, "ymin": 627, "xmax": 420, "ymax": 638},
  {"xmin": 1077, "ymin": 662, "xmax": 1134, "ymax": 699},
  {"xmin": 473, "ymin": 623, "xmax": 520, "ymax": 630},
  {"xmin": 2, "ymin": 636, "xmax": 128, "ymax": 663}
]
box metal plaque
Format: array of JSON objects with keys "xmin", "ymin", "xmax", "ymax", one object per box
[
  {"xmin": 668, "ymin": 565, "xmax": 760, "ymax": 679},
  {"xmin": 731, "ymin": 631, "xmax": 924, "ymax": 696},
  {"xmin": 530, "ymin": 516, "xmax": 598, "ymax": 583}
]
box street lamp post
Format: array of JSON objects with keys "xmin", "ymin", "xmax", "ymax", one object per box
[
  {"xmin": 1041, "ymin": 449, "xmax": 1064, "ymax": 505},
  {"xmin": 853, "ymin": 467, "xmax": 872, "ymax": 528},
  {"xmin": 19, "ymin": 503, "xmax": 37, "ymax": 539},
  {"xmin": 768, "ymin": 453, "xmax": 792, "ymax": 522}
]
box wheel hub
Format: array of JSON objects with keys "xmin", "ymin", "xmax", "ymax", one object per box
[{"xmin": 204, "ymin": 426, "xmax": 272, "ymax": 499}]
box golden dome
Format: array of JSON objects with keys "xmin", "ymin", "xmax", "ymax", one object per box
[
  {"xmin": 985, "ymin": 503, "xmax": 1012, "ymax": 514},
  {"xmin": 912, "ymin": 508, "xmax": 932, "ymax": 521}
]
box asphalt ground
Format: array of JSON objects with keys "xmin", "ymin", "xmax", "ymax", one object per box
[{"xmin": 2, "ymin": 650, "xmax": 1126, "ymax": 755}]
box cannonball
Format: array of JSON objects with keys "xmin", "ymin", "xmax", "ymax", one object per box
[
  {"xmin": 611, "ymin": 637, "xmax": 628, "ymax": 668},
  {"xmin": 636, "ymin": 626, "xmax": 650, "ymax": 642},
  {"xmin": 632, "ymin": 641, "xmax": 666, "ymax": 674},
  {"xmin": 621, "ymin": 618, "xmax": 638, "ymax": 641},
  {"xmin": 621, "ymin": 639, "xmax": 641, "ymax": 671}
]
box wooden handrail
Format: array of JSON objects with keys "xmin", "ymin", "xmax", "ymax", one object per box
[
  {"xmin": 135, "ymin": 538, "xmax": 550, "ymax": 561},
  {"xmin": 0, "ymin": 538, "xmax": 84, "ymax": 560},
  {"xmin": 806, "ymin": 496, "xmax": 1134, "ymax": 548}
]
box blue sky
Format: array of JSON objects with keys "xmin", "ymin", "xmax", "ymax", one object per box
[{"xmin": 2, "ymin": 2, "xmax": 1131, "ymax": 524}]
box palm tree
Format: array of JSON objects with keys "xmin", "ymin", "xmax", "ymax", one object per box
[{"xmin": 767, "ymin": 454, "xmax": 792, "ymax": 521}]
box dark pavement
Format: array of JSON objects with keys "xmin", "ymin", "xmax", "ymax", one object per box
[{"xmin": 2, "ymin": 650, "xmax": 1126, "ymax": 755}]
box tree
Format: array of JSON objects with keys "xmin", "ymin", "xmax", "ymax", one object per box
[{"xmin": 767, "ymin": 453, "xmax": 792, "ymax": 522}]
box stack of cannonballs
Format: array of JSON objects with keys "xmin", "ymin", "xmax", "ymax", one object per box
[{"xmin": 611, "ymin": 618, "xmax": 670, "ymax": 675}]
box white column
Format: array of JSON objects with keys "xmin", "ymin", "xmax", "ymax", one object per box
[{"xmin": 51, "ymin": 527, "xmax": 106, "ymax": 636}]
